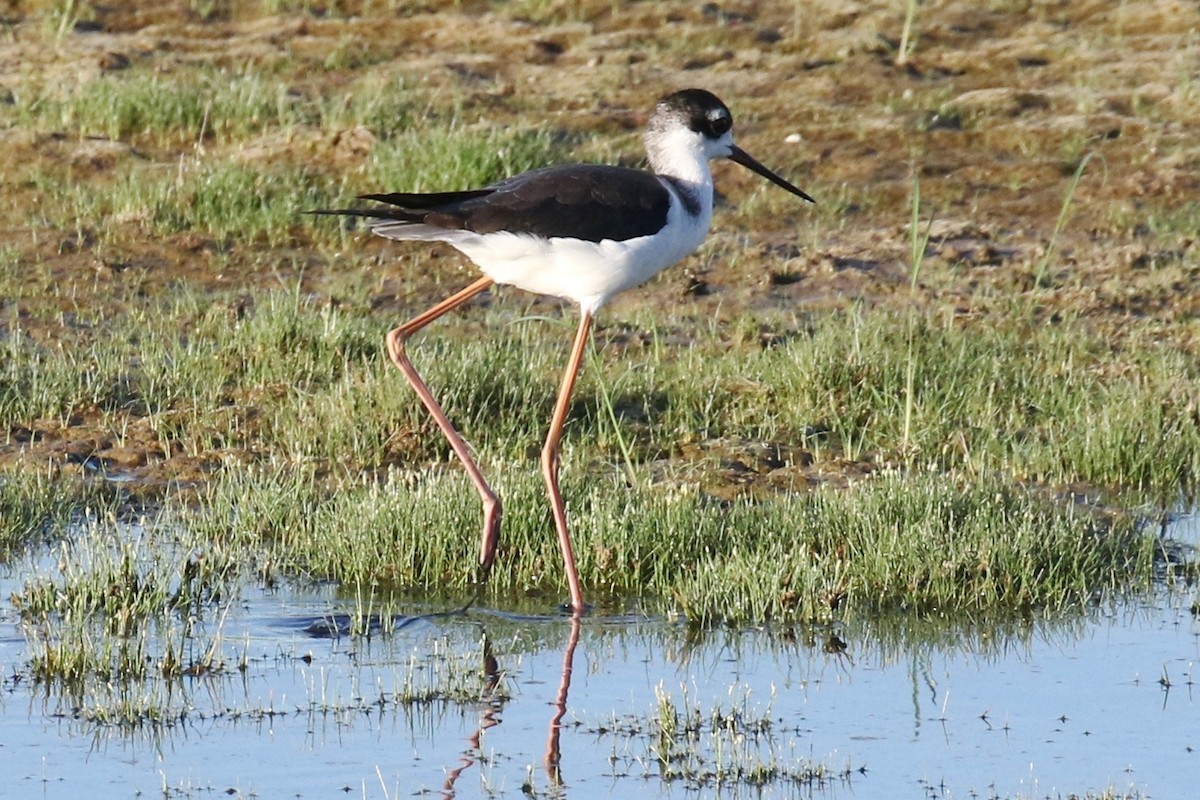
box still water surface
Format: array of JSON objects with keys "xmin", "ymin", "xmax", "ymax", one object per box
[{"xmin": 1, "ymin": 517, "xmax": 1196, "ymax": 799}]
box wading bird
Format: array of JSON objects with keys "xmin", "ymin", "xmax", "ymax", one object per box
[{"xmin": 312, "ymin": 89, "xmax": 813, "ymax": 613}]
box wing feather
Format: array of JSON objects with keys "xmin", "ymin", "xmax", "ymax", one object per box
[{"xmin": 310, "ymin": 165, "xmax": 671, "ymax": 243}]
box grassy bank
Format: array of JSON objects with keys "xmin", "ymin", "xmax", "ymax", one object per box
[{"xmin": 3, "ymin": 289, "xmax": 1189, "ymax": 625}]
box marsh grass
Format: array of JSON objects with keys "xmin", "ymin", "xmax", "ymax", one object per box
[
  {"xmin": 648, "ymin": 682, "xmax": 850, "ymax": 790},
  {"xmin": 14, "ymin": 287, "xmax": 1200, "ymax": 499},
  {"xmin": 902, "ymin": 172, "xmax": 936, "ymax": 456},
  {"xmin": 12, "ymin": 515, "xmax": 242, "ymax": 690},
  {"xmin": 175, "ymin": 460, "xmax": 1153, "ymax": 624},
  {"xmin": 14, "ymin": 515, "xmax": 503, "ymax": 728},
  {"xmin": 28, "ymin": 70, "xmax": 293, "ymax": 145},
  {"xmin": 771, "ymin": 308, "xmax": 1200, "ymax": 502},
  {"xmin": 3, "ymin": 287, "xmax": 1197, "ymax": 623},
  {"xmin": 56, "ymin": 160, "xmax": 338, "ymax": 247},
  {"xmin": 363, "ymin": 122, "xmax": 568, "ymax": 193},
  {"xmin": 14, "ymin": 64, "xmax": 424, "ymax": 147},
  {"xmin": 8, "ymin": 496, "xmax": 502, "ymax": 727},
  {"xmin": 7, "ymin": 287, "xmax": 1200, "ymax": 532},
  {"xmin": 0, "ymin": 468, "xmax": 122, "ymax": 556},
  {"xmin": 603, "ymin": 667, "xmax": 1144, "ymax": 799}
]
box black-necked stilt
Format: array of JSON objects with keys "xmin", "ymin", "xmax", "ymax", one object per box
[{"xmin": 313, "ymin": 88, "xmax": 813, "ymax": 614}]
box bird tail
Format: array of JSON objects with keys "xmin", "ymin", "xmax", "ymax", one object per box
[
  {"xmin": 306, "ymin": 206, "xmax": 423, "ymax": 223},
  {"xmin": 307, "ymin": 189, "xmax": 494, "ymax": 221}
]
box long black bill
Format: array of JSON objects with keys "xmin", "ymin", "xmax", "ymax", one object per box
[{"xmin": 729, "ymin": 145, "xmax": 815, "ymax": 204}]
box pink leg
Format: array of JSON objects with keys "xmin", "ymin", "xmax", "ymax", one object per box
[
  {"xmin": 385, "ymin": 276, "xmax": 501, "ymax": 576},
  {"xmin": 541, "ymin": 311, "xmax": 593, "ymax": 613}
]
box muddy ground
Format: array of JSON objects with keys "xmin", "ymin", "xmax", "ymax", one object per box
[{"xmin": 1, "ymin": 0, "xmax": 1198, "ymax": 489}]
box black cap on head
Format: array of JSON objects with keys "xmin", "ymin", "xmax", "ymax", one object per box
[{"xmin": 655, "ymin": 88, "xmax": 733, "ymax": 139}]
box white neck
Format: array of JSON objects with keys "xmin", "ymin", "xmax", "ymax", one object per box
[{"xmin": 645, "ymin": 126, "xmax": 715, "ymax": 190}]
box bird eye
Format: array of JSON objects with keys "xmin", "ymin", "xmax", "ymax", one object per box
[{"xmin": 709, "ymin": 115, "xmax": 732, "ymax": 136}]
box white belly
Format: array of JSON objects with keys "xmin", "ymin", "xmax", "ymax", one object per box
[{"xmin": 451, "ymin": 206, "xmax": 710, "ymax": 313}]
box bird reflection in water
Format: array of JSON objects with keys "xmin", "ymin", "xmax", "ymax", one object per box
[{"xmin": 439, "ymin": 615, "xmax": 582, "ymax": 797}]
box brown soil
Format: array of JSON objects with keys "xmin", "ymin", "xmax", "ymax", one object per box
[{"xmin": 2, "ymin": 0, "xmax": 1199, "ymax": 492}]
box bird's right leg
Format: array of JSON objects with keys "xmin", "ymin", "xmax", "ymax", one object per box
[
  {"xmin": 540, "ymin": 310, "xmax": 593, "ymax": 614},
  {"xmin": 384, "ymin": 276, "xmax": 501, "ymax": 579}
]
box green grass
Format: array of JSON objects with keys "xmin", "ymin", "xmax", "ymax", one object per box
[
  {"xmin": 646, "ymin": 682, "xmax": 849, "ymax": 790},
  {"xmin": 364, "ymin": 121, "xmax": 567, "ymax": 193},
  {"xmin": 174, "ymin": 458, "xmax": 1154, "ymax": 624},
  {"xmin": 12, "ymin": 64, "xmax": 426, "ymax": 146},
  {"xmin": 6, "ymin": 290, "xmax": 1199, "ymax": 502},
  {"xmin": 12, "ymin": 513, "xmax": 240, "ymax": 689},
  {"xmin": 8, "ymin": 284, "xmax": 1178, "ymax": 624},
  {"xmin": 24, "ymin": 70, "xmax": 292, "ymax": 144},
  {"xmin": 3, "ymin": 281, "xmax": 1190, "ymax": 635},
  {"xmin": 0, "ymin": 468, "xmax": 122, "ymax": 557},
  {"xmin": 11, "ymin": 503, "xmax": 504, "ymax": 725},
  {"xmin": 38, "ymin": 159, "xmax": 336, "ymax": 247},
  {"xmin": 10, "ymin": 56, "xmax": 568, "ymax": 250}
]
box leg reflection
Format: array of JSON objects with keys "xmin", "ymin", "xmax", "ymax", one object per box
[
  {"xmin": 441, "ymin": 631, "xmax": 502, "ymax": 798},
  {"xmin": 544, "ymin": 614, "xmax": 582, "ymax": 786}
]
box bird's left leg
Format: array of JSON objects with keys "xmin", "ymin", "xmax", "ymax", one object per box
[{"xmin": 384, "ymin": 276, "xmax": 501, "ymax": 580}]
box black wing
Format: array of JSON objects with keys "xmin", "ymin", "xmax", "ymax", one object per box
[{"xmin": 312, "ymin": 165, "xmax": 672, "ymax": 243}]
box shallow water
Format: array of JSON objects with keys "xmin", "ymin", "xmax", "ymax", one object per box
[{"xmin": 1, "ymin": 518, "xmax": 1197, "ymax": 799}]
